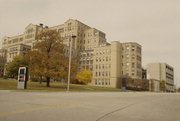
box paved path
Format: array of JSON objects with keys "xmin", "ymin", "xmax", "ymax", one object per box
[{"xmin": 0, "ymin": 90, "xmax": 180, "ymax": 121}]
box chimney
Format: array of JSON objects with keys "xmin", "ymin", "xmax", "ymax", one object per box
[{"xmin": 39, "ymin": 23, "xmax": 43, "ymax": 27}]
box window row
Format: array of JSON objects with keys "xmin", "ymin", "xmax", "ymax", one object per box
[
  {"xmin": 7, "ymin": 38, "xmax": 23, "ymax": 44},
  {"xmin": 94, "ymin": 72, "xmax": 111, "ymax": 77},
  {"xmin": 96, "ymin": 50, "xmax": 111, "ymax": 55},
  {"xmin": 79, "ymin": 60, "xmax": 93, "ymax": 64},
  {"xmin": 25, "ymin": 34, "xmax": 34, "ymax": 39},
  {"xmin": 123, "ymin": 46, "xmax": 141, "ymax": 53},
  {"xmin": 95, "ymin": 79, "xmax": 110, "ymax": 85},
  {"xmin": 95, "ymin": 64, "xmax": 111, "ymax": 69},
  {"xmin": 122, "ymin": 62, "xmax": 141, "ymax": 68},
  {"xmin": 9, "ymin": 52, "xmax": 18, "ymax": 58},
  {"xmin": 166, "ymin": 66, "xmax": 173, "ymax": 71},
  {"xmin": 96, "ymin": 56, "xmax": 111, "ymax": 62},
  {"xmin": 122, "ymin": 54, "xmax": 141, "ymax": 61},
  {"xmin": 10, "ymin": 47, "xmax": 18, "ymax": 52},
  {"xmin": 123, "ymin": 71, "xmax": 141, "ymax": 77},
  {"xmin": 81, "ymin": 65, "xmax": 93, "ymax": 71}
]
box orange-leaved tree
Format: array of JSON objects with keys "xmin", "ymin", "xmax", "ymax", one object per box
[{"xmin": 29, "ymin": 30, "xmax": 68, "ymax": 87}]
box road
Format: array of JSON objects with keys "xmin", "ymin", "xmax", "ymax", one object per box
[{"xmin": 0, "ymin": 90, "xmax": 180, "ymax": 121}]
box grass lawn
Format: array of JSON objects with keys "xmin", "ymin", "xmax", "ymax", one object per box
[{"xmin": 0, "ymin": 78, "xmax": 123, "ymax": 92}]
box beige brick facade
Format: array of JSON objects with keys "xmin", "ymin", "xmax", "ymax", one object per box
[{"xmin": 122, "ymin": 42, "xmax": 142, "ymax": 79}]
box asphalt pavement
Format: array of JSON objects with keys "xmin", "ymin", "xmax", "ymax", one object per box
[{"xmin": 0, "ymin": 90, "xmax": 180, "ymax": 121}]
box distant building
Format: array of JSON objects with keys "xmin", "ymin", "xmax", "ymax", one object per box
[
  {"xmin": 149, "ymin": 79, "xmax": 160, "ymax": 92},
  {"xmin": 147, "ymin": 63, "xmax": 174, "ymax": 92}
]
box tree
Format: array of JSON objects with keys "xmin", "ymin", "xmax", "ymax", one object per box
[
  {"xmin": 28, "ymin": 30, "xmax": 77, "ymax": 87},
  {"xmin": 123, "ymin": 76, "xmax": 149, "ymax": 91},
  {"xmin": 160, "ymin": 80, "xmax": 166, "ymax": 92},
  {"xmin": 76, "ymin": 69, "xmax": 92, "ymax": 84},
  {"xmin": 6, "ymin": 55, "xmax": 29, "ymax": 78},
  {"xmin": 178, "ymin": 87, "xmax": 180, "ymax": 92}
]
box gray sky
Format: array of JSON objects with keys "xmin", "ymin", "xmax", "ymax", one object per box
[{"xmin": 0, "ymin": 0, "xmax": 180, "ymax": 87}]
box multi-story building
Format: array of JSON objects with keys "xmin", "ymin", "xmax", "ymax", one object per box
[
  {"xmin": 147, "ymin": 63, "xmax": 174, "ymax": 92},
  {"xmin": 1, "ymin": 19, "xmax": 142, "ymax": 88},
  {"xmin": 91, "ymin": 41, "xmax": 122, "ymax": 88},
  {"xmin": 122, "ymin": 42, "xmax": 142, "ymax": 79}
]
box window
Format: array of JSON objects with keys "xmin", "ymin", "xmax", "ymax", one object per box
[
  {"xmin": 26, "ymin": 28, "xmax": 34, "ymax": 33},
  {"xmin": 102, "ymin": 80, "xmax": 104, "ymax": 85},
  {"xmin": 26, "ymin": 34, "xmax": 33, "ymax": 39},
  {"xmin": 68, "ymin": 23, "xmax": 72, "ymax": 31},
  {"xmin": 99, "ymin": 57, "xmax": 101, "ymax": 62},
  {"xmin": 137, "ymin": 55, "xmax": 141, "ymax": 61},
  {"xmin": 90, "ymin": 60, "xmax": 93, "ymax": 64},
  {"xmin": 86, "ymin": 60, "xmax": 89, "ymax": 64},
  {"xmin": 132, "ymin": 55, "xmax": 135, "ymax": 59},
  {"xmin": 102, "ymin": 57, "xmax": 105, "ymax": 61},
  {"xmin": 132, "ymin": 62, "xmax": 135, "ymax": 68},
  {"xmin": 137, "ymin": 47, "xmax": 141, "ymax": 54},
  {"xmin": 95, "ymin": 80, "xmax": 97, "ymax": 85},
  {"xmin": 106, "ymin": 72, "xmax": 108, "ymax": 76},
  {"xmin": 58, "ymin": 28, "xmax": 64, "ymax": 32},
  {"xmin": 8, "ymin": 41, "xmax": 12, "ymax": 44},
  {"xmin": 96, "ymin": 57, "xmax": 98, "ymax": 62},
  {"xmin": 13, "ymin": 38, "xmax": 18, "ymax": 43},
  {"xmin": 132, "ymin": 46, "xmax": 135, "ymax": 51},
  {"xmin": 98, "ymin": 80, "xmax": 101, "ymax": 85},
  {"xmin": 106, "ymin": 57, "xmax": 108, "ymax": 61},
  {"xmin": 19, "ymin": 38, "xmax": 23, "ymax": 41},
  {"xmin": 105, "ymin": 80, "xmax": 108, "ymax": 85}
]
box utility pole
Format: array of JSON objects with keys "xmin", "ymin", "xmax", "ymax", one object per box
[{"xmin": 67, "ymin": 35, "xmax": 76, "ymax": 92}]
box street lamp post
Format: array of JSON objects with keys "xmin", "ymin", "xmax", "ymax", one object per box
[{"xmin": 67, "ymin": 35, "xmax": 76, "ymax": 92}]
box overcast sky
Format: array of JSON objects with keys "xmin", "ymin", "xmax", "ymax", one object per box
[{"xmin": 0, "ymin": 0, "xmax": 180, "ymax": 87}]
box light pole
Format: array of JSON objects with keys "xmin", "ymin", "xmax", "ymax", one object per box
[{"xmin": 67, "ymin": 35, "xmax": 76, "ymax": 92}]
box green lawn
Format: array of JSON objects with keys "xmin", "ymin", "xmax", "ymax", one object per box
[{"xmin": 0, "ymin": 78, "xmax": 123, "ymax": 92}]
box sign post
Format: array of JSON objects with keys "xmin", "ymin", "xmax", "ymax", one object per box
[
  {"xmin": 17, "ymin": 67, "xmax": 28, "ymax": 89},
  {"xmin": 121, "ymin": 76, "xmax": 126, "ymax": 92}
]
